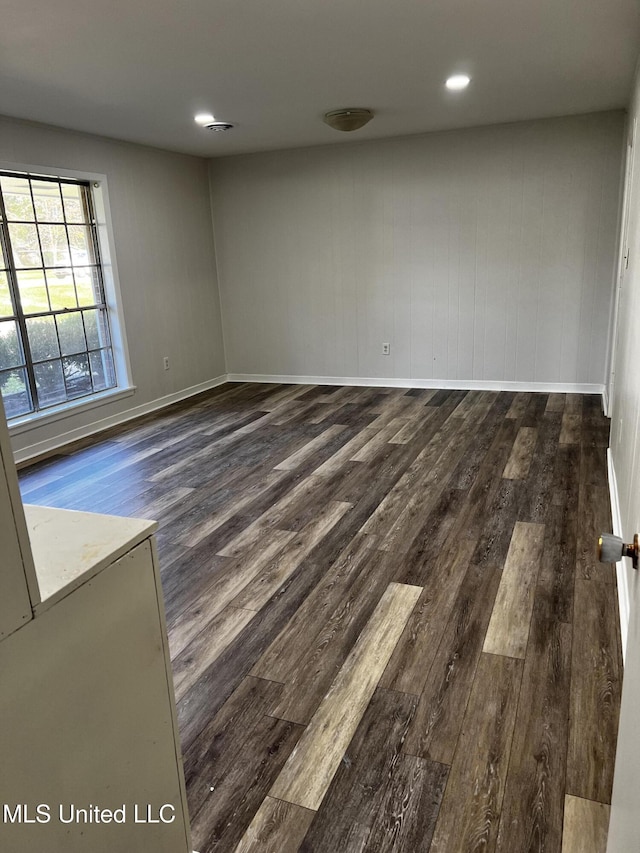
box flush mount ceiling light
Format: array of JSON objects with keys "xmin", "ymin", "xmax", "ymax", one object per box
[
  {"xmin": 194, "ymin": 113, "xmax": 234, "ymax": 131},
  {"xmin": 445, "ymin": 74, "xmax": 471, "ymax": 91},
  {"xmin": 323, "ymin": 108, "xmax": 374, "ymax": 132}
]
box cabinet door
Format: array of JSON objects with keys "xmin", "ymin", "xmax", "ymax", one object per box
[
  {"xmin": 0, "ymin": 399, "xmax": 34, "ymax": 639},
  {"xmin": 0, "ymin": 539, "xmax": 191, "ymax": 853}
]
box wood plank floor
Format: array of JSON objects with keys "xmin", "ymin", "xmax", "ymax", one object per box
[{"xmin": 18, "ymin": 382, "xmax": 623, "ymax": 853}]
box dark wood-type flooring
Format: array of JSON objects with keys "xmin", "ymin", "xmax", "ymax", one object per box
[{"xmin": 18, "ymin": 382, "xmax": 623, "ymax": 853}]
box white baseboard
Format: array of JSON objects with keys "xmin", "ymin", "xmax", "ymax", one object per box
[
  {"xmin": 12, "ymin": 375, "xmax": 228, "ymax": 464},
  {"xmin": 18, "ymin": 372, "xmax": 600, "ymax": 465},
  {"xmin": 227, "ymin": 372, "xmax": 605, "ymax": 396},
  {"xmin": 608, "ymin": 448, "xmax": 629, "ymax": 664}
]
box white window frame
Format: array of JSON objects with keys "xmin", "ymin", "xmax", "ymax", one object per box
[{"xmin": 0, "ymin": 160, "xmax": 134, "ymax": 434}]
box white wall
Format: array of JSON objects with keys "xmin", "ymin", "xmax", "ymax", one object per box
[
  {"xmin": 0, "ymin": 115, "xmax": 226, "ymax": 459},
  {"xmin": 0, "ymin": 111, "xmax": 625, "ymax": 461},
  {"xmin": 210, "ymin": 112, "xmax": 624, "ymax": 389}
]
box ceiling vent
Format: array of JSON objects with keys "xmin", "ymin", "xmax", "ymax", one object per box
[
  {"xmin": 205, "ymin": 121, "xmax": 234, "ymax": 132},
  {"xmin": 323, "ymin": 108, "xmax": 373, "ymax": 132}
]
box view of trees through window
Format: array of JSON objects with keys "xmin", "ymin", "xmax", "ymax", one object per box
[{"xmin": 0, "ymin": 172, "xmax": 116, "ymax": 419}]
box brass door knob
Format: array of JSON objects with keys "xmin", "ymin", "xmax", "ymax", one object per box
[{"xmin": 598, "ymin": 533, "xmax": 639, "ymax": 570}]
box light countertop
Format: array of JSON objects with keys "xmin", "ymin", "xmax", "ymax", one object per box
[{"xmin": 24, "ymin": 504, "xmax": 157, "ymax": 613}]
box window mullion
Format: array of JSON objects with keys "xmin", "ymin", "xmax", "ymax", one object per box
[
  {"xmin": 83, "ymin": 187, "xmax": 108, "ymax": 306},
  {"xmin": 0, "ymin": 186, "xmax": 37, "ymax": 416},
  {"xmin": 24, "ymin": 177, "xmax": 51, "ymax": 412},
  {"xmin": 83, "ymin": 185, "xmax": 116, "ymax": 379}
]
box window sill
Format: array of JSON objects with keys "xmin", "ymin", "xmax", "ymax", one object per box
[{"xmin": 8, "ymin": 386, "xmax": 137, "ymax": 436}]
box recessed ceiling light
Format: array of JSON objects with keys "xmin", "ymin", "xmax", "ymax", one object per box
[
  {"xmin": 194, "ymin": 112, "xmax": 215, "ymax": 126},
  {"xmin": 445, "ymin": 74, "xmax": 471, "ymax": 91}
]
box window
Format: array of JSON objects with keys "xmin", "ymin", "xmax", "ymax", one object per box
[{"xmin": 0, "ymin": 171, "xmax": 118, "ymax": 419}]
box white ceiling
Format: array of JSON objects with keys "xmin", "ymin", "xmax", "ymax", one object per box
[{"xmin": 1, "ymin": 0, "xmax": 638, "ymax": 158}]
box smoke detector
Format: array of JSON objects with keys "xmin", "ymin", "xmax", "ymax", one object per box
[{"xmin": 323, "ymin": 108, "xmax": 374, "ymax": 132}]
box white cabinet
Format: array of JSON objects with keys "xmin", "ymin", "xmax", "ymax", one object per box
[
  {"xmin": 0, "ymin": 534, "xmax": 192, "ymax": 852},
  {"xmin": 0, "ymin": 404, "xmax": 192, "ymax": 852}
]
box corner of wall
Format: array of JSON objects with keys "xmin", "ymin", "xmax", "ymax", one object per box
[{"xmin": 206, "ymin": 160, "xmax": 230, "ymax": 375}]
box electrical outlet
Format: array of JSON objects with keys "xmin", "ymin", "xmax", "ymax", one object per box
[
  {"xmin": 163, "ymin": 356, "xmax": 170, "ymax": 370},
  {"xmin": 382, "ymin": 342, "xmax": 391, "ymax": 355}
]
